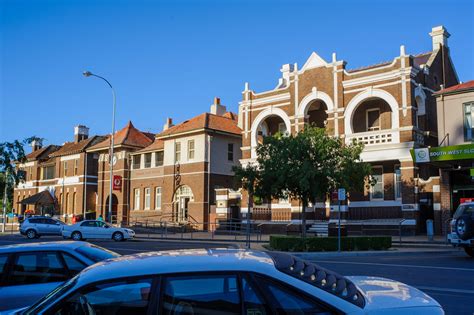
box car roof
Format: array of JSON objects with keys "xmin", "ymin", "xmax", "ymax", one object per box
[
  {"xmin": 76, "ymin": 249, "xmax": 274, "ymax": 285},
  {"xmin": 0, "ymin": 241, "xmax": 88, "ymax": 253}
]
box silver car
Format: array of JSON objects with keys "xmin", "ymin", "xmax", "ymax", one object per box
[{"xmin": 19, "ymin": 217, "xmax": 65, "ymax": 239}]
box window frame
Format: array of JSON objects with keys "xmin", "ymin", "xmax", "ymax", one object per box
[
  {"xmin": 463, "ymin": 102, "xmax": 474, "ymax": 141},
  {"xmin": 74, "ymin": 159, "xmax": 79, "ymax": 176},
  {"xmin": 132, "ymin": 155, "xmax": 141, "ymax": 170},
  {"xmin": 154, "ymin": 151, "xmax": 164, "ymax": 167},
  {"xmin": 187, "ymin": 140, "xmax": 195, "ymax": 160},
  {"xmin": 63, "ymin": 161, "xmax": 68, "ymax": 177},
  {"xmin": 144, "ymin": 153, "xmax": 152, "ymax": 169},
  {"xmin": 394, "ymin": 164, "xmax": 402, "ymax": 200},
  {"xmin": 366, "ymin": 108, "xmax": 381, "ymax": 132},
  {"xmin": 155, "ymin": 187, "xmax": 162, "ymax": 210},
  {"xmin": 227, "ymin": 143, "xmax": 234, "ymax": 162},
  {"xmin": 144, "ymin": 187, "xmax": 151, "ymax": 210},
  {"xmin": 134, "ymin": 188, "xmax": 141, "ymax": 211},
  {"xmin": 175, "ymin": 142, "xmax": 181, "ymax": 163},
  {"xmin": 370, "ymin": 166, "xmax": 384, "ymax": 200}
]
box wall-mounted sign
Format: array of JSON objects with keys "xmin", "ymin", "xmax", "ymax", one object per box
[
  {"xmin": 113, "ymin": 175, "xmax": 122, "ymax": 191},
  {"xmin": 411, "ymin": 143, "xmax": 474, "ymax": 163}
]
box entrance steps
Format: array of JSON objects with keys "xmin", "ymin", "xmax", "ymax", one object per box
[{"xmin": 308, "ymin": 221, "xmax": 329, "ymax": 236}]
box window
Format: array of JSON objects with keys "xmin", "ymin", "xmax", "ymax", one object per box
[
  {"xmin": 0, "ymin": 254, "xmax": 8, "ymax": 284},
  {"xmin": 161, "ymin": 274, "xmax": 240, "ymax": 315},
  {"xmin": 29, "ymin": 166, "xmax": 32, "ymax": 180},
  {"xmin": 65, "ymin": 193, "xmax": 69, "ymax": 214},
  {"xmin": 42, "ymin": 166, "xmax": 55, "ymax": 180},
  {"xmin": 241, "ymin": 277, "xmax": 269, "ymax": 315},
  {"xmin": 464, "ymin": 102, "xmax": 474, "ymax": 141},
  {"xmin": 72, "ymin": 192, "xmax": 76, "ymax": 213},
  {"xmin": 9, "ymin": 252, "xmax": 69, "ymax": 285},
  {"xmin": 155, "ymin": 151, "xmax": 164, "ymax": 166},
  {"xmin": 74, "ymin": 159, "xmax": 78, "ymax": 176},
  {"xmin": 255, "ymin": 275, "xmax": 330, "ymax": 314},
  {"xmin": 227, "ymin": 143, "xmax": 234, "ymax": 161},
  {"xmin": 144, "ymin": 153, "xmax": 152, "ymax": 168},
  {"xmin": 394, "ymin": 165, "xmax": 402, "ymax": 200},
  {"xmin": 63, "ymin": 161, "xmax": 68, "ymax": 177},
  {"xmin": 188, "ymin": 140, "xmax": 195, "ymax": 160},
  {"xmin": 134, "ymin": 189, "xmax": 140, "ymax": 210},
  {"xmin": 155, "ymin": 187, "xmax": 162, "ymax": 210},
  {"xmin": 366, "ymin": 109, "xmax": 381, "ymax": 131},
  {"xmin": 132, "ymin": 155, "xmax": 141, "ymax": 169},
  {"xmin": 74, "ymin": 244, "xmax": 120, "ymax": 263},
  {"xmin": 51, "ymin": 278, "xmax": 152, "ymax": 315},
  {"xmin": 61, "ymin": 253, "xmax": 87, "ymax": 276},
  {"xmin": 144, "ymin": 188, "xmax": 151, "ymax": 210},
  {"xmin": 175, "ymin": 142, "xmax": 181, "ymax": 162},
  {"xmin": 370, "ymin": 166, "xmax": 384, "ymax": 200}
]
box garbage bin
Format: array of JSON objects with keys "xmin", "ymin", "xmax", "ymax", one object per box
[{"xmin": 426, "ymin": 219, "xmax": 434, "ymax": 241}]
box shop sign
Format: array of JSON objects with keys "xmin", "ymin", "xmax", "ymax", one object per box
[
  {"xmin": 412, "ymin": 143, "xmax": 474, "ymax": 163},
  {"xmin": 113, "ymin": 175, "xmax": 122, "ymax": 191}
]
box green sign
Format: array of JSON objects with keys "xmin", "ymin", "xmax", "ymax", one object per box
[
  {"xmin": 411, "ymin": 143, "xmax": 474, "ymax": 163},
  {"xmin": 471, "ymin": 168, "xmax": 474, "ymax": 177}
]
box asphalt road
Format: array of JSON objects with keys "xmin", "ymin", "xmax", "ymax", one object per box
[{"xmin": 1, "ymin": 234, "xmax": 472, "ymax": 314}]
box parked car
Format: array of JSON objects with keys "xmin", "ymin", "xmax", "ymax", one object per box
[
  {"xmin": 0, "ymin": 241, "xmax": 120, "ymax": 312},
  {"xmin": 447, "ymin": 202, "xmax": 474, "ymax": 257},
  {"xmin": 19, "ymin": 216, "xmax": 66, "ymax": 239},
  {"xmin": 62, "ymin": 220, "xmax": 135, "ymax": 242},
  {"xmin": 19, "ymin": 249, "xmax": 444, "ymax": 315}
]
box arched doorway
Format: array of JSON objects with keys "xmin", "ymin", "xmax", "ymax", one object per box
[
  {"xmin": 105, "ymin": 194, "xmax": 118, "ymax": 223},
  {"xmin": 250, "ymin": 108, "xmax": 291, "ymax": 158},
  {"xmin": 173, "ymin": 185, "xmax": 194, "ymax": 223},
  {"xmin": 306, "ymin": 100, "xmax": 328, "ymax": 128}
]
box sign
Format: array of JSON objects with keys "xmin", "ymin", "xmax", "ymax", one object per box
[
  {"xmin": 411, "ymin": 143, "xmax": 474, "ymax": 163},
  {"xmin": 470, "ymin": 168, "xmax": 474, "ymax": 177},
  {"xmin": 338, "ymin": 188, "xmax": 346, "ymax": 201},
  {"xmin": 113, "ymin": 175, "xmax": 122, "ymax": 191}
]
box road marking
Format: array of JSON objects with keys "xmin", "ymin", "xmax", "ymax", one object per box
[
  {"xmin": 417, "ymin": 286, "xmax": 474, "ymax": 295},
  {"xmin": 315, "ymin": 260, "xmax": 474, "ymax": 272}
]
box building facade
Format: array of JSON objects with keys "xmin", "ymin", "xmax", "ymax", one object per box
[{"xmin": 238, "ymin": 26, "xmax": 459, "ymax": 233}]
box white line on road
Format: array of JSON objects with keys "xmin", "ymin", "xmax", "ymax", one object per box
[
  {"xmin": 315, "ymin": 260, "xmax": 474, "ymax": 272},
  {"xmin": 417, "ymin": 286, "xmax": 474, "ymax": 295}
]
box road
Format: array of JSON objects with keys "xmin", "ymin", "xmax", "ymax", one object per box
[{"xmin": 1, "ymin": 234, "xmax": 472, "ymax": 314}]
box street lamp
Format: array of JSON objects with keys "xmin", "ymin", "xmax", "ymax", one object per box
[{"xmin": 83, "ymin": 71, "xmax": 116, "ymax": 224}]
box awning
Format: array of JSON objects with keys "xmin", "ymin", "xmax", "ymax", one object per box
[{"xmin": 19, "ymin": 190, "xmax": 55, "ymax": 206}]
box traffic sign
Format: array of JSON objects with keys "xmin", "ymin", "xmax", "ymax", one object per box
[{"xmin": 338, "ymin": 188, "xmax": 346, "ymax": 201}]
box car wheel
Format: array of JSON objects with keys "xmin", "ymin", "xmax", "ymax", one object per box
[
  {"xmin": 113, "ymin": 232, "xmax": 124, "ymax": 242},
  {"xmin": 71, "ymin": 231, "xmax": 82, "ymax": 241},
  {"xmin": 464, "ymin": 247, "xmax": 474, "ymax": 258},
  {"xmin": 26, "ymin": 229, "xmax": 37, "ymax": 239},
  {"xmin": 455, "ymin": 215, "xmax": 473, "ymax": 240}
]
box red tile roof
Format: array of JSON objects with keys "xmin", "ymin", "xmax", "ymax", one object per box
[
  {"xmin": 87, "ymin": 121, "xmax": 154, "ymax": 151},
  {"xmin": 434, "ymin": 80, "xmax": 474, "ymax": 95},
  {"xmin": 133, "ymin": 138, "xmax": 165, "ymax": 154},
  {"xmin": 25, "ymin": 145, "xmax": 61, "ymax": 161},
  {"xmin": 157, "ymin": 112, "xmax": 241, "ymax": 138},
  {"xmin": 49, "ymin": 136, "xmax": 107, "ymax": 157}
]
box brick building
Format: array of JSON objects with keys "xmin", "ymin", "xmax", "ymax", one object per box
[
  {"xmin": 237, "ymin": 26, "xmax": 459, "ymax": 233},
  {"xmin": 14, "ymin": 126, "xmax": 106, "ymax": 222},
  {"xmin": 128, "ymin": 98, "xmax": 242, "ymax": 228}
]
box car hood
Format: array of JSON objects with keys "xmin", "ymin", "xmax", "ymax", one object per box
[{"xmin": 347, "ymin": 276, "xmax": 442, "ymax": 311}]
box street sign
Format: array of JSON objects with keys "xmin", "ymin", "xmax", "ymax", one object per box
[
  {"xmin": 338, "ymin": 188, "xmax": 346, "ymax": 201},
  {"xmin": 113, "ymin": 175, "xmax": 122, "ymax": 191}
]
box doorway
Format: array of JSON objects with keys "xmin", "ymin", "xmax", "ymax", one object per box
[
  {"xmin": 105, "ymin": 194, "xmax": 118, "ymax": 223},
  {"xmin": 173, "ymin": 185, "xmax": 194, "ymax": 223}
]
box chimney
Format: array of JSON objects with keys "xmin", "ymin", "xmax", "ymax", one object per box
[
  {"xmin": 430, "ymin": 25, "xmax": 450, "ymax": 50},
  {"xmin": 74, "ymin": 125, "xmax": 89, "ymax": 143},
  {"xmin": 163, "ymin": 117, "xmax": 173, "ymax": 131},
  {"xmin": 210, "ymin": 97, "xmax": 226, "ymax": 116},
  {"xmin": 31, "ymin": 139, "xmax": 43, "ymax": 151}
]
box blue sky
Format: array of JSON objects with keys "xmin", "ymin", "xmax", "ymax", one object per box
[{"xmin": 1, "ymin": 0, "xmax": 473, "ymax": 146}]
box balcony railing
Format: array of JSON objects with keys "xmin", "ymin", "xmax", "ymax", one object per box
[{"xmin": 346, "ymin": 130, "xmax": 399, "ymax": 146}]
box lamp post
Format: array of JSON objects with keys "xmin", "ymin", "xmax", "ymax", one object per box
[{"xmin": 83, "ymin": 71, "xmax": 116, "ymax": 224}]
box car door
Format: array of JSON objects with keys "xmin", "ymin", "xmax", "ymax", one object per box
[
  {"xmin": 47, "ymin": 218, "xmax": 62, "ymax": 235},
  {"xmin": 0, "ymin": 251, "xmax": 70, "ymax": 311},
  {"xmin": 96, "ymin": 221, "xmax": 113, "ymax": 239},
  {"xmin": 79, "ymin": 221, "xmax": 96, "ymax": 238}
]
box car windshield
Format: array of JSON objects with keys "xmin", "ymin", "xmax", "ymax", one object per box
[
  {"xmin": 453, "ymin": 204, "xmax": 474, "ymax": 219},
  {"xmin": 22, "ymin": 277, "xmax": 77, "ymax": 315},
  {"xmin": 75, "ymin": 244, "xmax": 120, "ymax": 263}
]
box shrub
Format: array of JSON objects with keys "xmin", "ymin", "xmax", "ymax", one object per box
[{"xmin": 269, "ymin": 235, "xmax": 392, "ymax": 252}]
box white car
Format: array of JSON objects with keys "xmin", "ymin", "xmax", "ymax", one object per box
[
  {"xmin": 20, "ymin": 249, "xmax": 444, "ymax": 315},
  {"xmin": 62, "ymin": 220, "xmax": 135, "ymax": 242}
]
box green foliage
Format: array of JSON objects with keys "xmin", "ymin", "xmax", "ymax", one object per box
[{"xmin": 269, "ymin": 235, "xmax": 392, "ymax": 252}]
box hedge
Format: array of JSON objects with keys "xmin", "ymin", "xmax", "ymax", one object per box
[{"xmin": 269, "ymin": 235, "xmax": 392, "ymax": 252}]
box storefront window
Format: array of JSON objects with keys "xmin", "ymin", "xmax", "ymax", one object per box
[{"xmin": 464, "ymin": 102, "xmax": 474, "ymax": 141}]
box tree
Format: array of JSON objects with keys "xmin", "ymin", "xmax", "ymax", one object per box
[{"xmin": 254, "ymin": 126, "xmax": 373, "ymax": 238}]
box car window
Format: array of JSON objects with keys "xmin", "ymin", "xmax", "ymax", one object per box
[
  {"xmin": 28, "ymin": 218, "xmax": 40, "ymax": 224},
  {"xmin": 255, "ymin": 275, "xmax": 331, "ymax": 315},
  {"xmin": 96, "ymin": 221, "xmax": 106, "ymax": 227},
  {"xmin": 61, "ymin": 253, "xmax": 87, "ymax": 276},
  {"xmin": 80, "ymin": 221, "xmax": 95, "ymax": 227},
  {"xmin": 50, "ymin": 278, "xmax": 152, "ymax": 315},
  {"xmin": 10, "ymin": 252, "xmax": 69, "ymax": 285},
  {"xmin": 161, "ymin": 274, "xmax": 240, "ymax": 315},
  {"xmin": 74, "ymin": 244, "xmax": 120, "ymax": 263},
  {"xmin": 47, "ymin": 219, "xmax": 57, "ymax": 225},
  {"xmin": 0, "ymin": 255, "xmax": 9, "ymax": 285},
  {"xmin": 242, "ymin": 276, "xmax": 269, "ymax": 315}
]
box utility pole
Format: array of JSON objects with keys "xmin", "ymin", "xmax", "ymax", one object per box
[{"xmin": 2, "ymin": 170, "xmax": 10, "ymax": 233}]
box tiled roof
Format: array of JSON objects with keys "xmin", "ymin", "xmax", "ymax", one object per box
[
  {"xmin": 347, "ymin": 60, "xmax": 393, "ymax": 73},
  {"xmin": 49, "ymin": 136, "xmax": 107, "ymax": 157},
  {"xmin": 87, "ymin": 121, "xmax": 154, "ymax": 151},
  {"xmin": 25, "ymin": 145, "xmax": 61, "ymax": 161},
  {"xmin": 346, "ymin": 51, "xmax": 434, "ymax": 73},
  {"xmin": 133, "ymin": 138, "xmax": 165, "ymax": 154},
  {"xmin": 157, "ymin": 112, "xmax": 241, "ymax": 138},
  {"xmin": 434, "ymin": 80, "xmax": 474, "ymax": 95}
]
